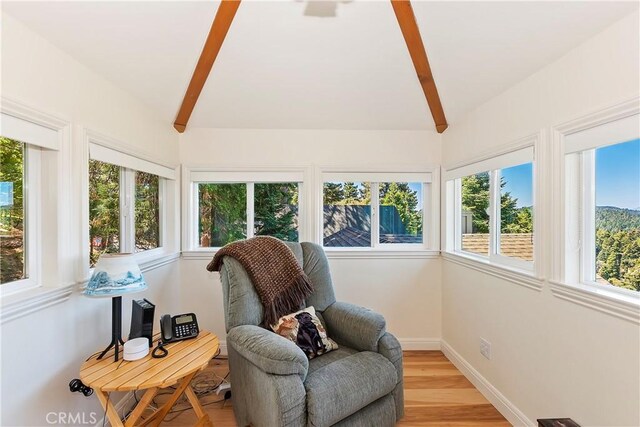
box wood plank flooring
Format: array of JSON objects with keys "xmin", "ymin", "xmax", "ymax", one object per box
[{"xmin": 158, "ymin": 351, "xmax": 509, "ymax": 426}]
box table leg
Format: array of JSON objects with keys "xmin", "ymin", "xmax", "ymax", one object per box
[
  {"xmin": 185, "ymin": 385, "xmax": 212, "ymax": 426},
  {"xmin": 124, "ymin": 388, "xmax": 158, "ymax": 427},
  {"xmin": 138, "ymin": 371, "xmax": 197, "ymax": 427},
  {"xmin": 95, "ymin": 390, "xmax": 124, "ymax": 427}
]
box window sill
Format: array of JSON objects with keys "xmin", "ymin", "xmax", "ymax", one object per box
[
  {"xmin": 549, "ymin": 280, "xmax": 640, "ymax": 324},
  {"xmin": 135, "ymin": 251, "xmax": 181, "ymax": 273},
  {"xmin": 443, "ymin": 251, "xmax": 543, "ymax": 291},
  {"xmin": 181, "ymin": 248, "xmax": 440, "ymax": 260},
  {"xmin": 324, "ymin": 249, "xmax": 440, "ymax": 260},
  {"xmin": 1, "ymin": 284, "xmax": 74, "ymax": 324}
]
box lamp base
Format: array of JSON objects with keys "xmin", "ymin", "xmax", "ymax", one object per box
[{"xmin": 97, "ymin": 296, "xmax": 125, "ymax": 362}]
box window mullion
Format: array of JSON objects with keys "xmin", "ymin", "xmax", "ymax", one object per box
[
  {"xmin": 371, "ymin": 182, "xmax": 380, "ymax": 248},
  {"xmin": 489, "ymin": 170, "xmax": 500, "ymax": 258},
  {"xmin": 581, "ymin": 150, "xmax": 596, "ymax": 283},
  {"xmin": 247, "ymin": 183, "xmax": 255, "ymax": 238},
  {"xmin": 121, "ymin": 168, "xmax": 135, "ymax": 253},
  {"xmin": 453, "ymin": 179, "xmax": 462, "ymax": 252},
  {"xmin": 193, "ymin": 183, "xmax": 201, "ymax": 248}
]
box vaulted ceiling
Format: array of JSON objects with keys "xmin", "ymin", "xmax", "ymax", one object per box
[{"xmin": 2, "ymin": 1, "xmax": 637, "ymax": 131}]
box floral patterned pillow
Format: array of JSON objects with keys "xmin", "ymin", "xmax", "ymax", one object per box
[{"xmin": 271, "ymin": 306, "xmax": 338, "ymax": 359}]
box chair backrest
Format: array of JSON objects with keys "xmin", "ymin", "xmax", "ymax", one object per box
[{"xmin": 219, "ymin": 242, "xmax": 336, "ymax": 332}]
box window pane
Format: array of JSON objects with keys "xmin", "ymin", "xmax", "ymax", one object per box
[
  {"xmin": 323, "ymin": 182, "xmax": 371, "ymax": 247},
  {"xmin": 595, "ymin": 139, "xmax": 640, "ymax": 292},
  {"xmin": 0, "ymin": 137, "xmax": 26, "ymax": 284},
  {"xmin": 89, "ymin": 160, "xmax": 120, "ymax": 267},
  {"xmin": 135, "ymin": 171, "xmax": 160, "ymax": 252},
  {"xmin": 379, "ymin": 182, "xmax": 423, "ymax": 244},
  {"xmin": 198, "ymin": 183, "xmax": 246, "ymax": 247},
  {"xmin": 254, "ymin": 183, "xmax": 299, "ymax": 241},
  {"xmin": 499, "ymin": 163, "xmax": 534, "ymax": 261},
  {"xmin": 460, "ymin": 172, "xmax": 490, "ymax": 256}
]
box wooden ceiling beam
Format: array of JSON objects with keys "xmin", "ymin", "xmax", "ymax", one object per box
[
  {"xmin": 173, "ymin": 0, "xmax": 241, "ymax": 133},
  {"xmin": 390, "ymin": 0, "xmax": 448, "ymax": 133}
]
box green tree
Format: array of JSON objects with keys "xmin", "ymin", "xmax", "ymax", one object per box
[
  {"xmin": 88, "ymin": 160, "xmax": 121, "ymax": 266},
  {"xmin": 199, "ymin": 183, "xmax": 246, "ymax": 247},
  {"xmin": 323, "ymin": 183, "xmax": 344, "ymax": 205},
  {"xmin": 254, "ymin": 183, "xmax": 298, "ymax": 241},
  {"xmin": 342, "ymin": 182, "xmax": 362, "ymax": 204},
  {"xmin": 134, "ymin": 171, "xmax": 160, "ymax": 251},
  {"xmin": 0, "ymin": 137, "xmax": 25, "ymax": 283},
  {"xmin": 380, "ymin": 182, "xmax": 422, "ymax": 235},
  {"xmin": 461, "ymin": 173, "xmax": 490, "ymax": 233},
  {"xmin": 461, "ymin": 173, "xmax": 531, "ymax": 234}
]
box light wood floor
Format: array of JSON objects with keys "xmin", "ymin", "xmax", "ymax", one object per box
[{"xmin": 158, "ymin": 351, "xmax": 509, "ymax": 426}]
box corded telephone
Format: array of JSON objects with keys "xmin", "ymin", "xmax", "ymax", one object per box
[{"xmin": 160, "ymin": 313, "xmax": 199, "ymax": 343}]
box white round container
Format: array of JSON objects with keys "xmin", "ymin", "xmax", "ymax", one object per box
[{"xmin": 123, "ymin": 337, "xmax": 150, "ymax": 361}]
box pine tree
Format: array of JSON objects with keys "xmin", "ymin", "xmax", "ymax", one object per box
[
  {"xmin": 323, "ymin": 183, "xmax": 344, "ymax": 205},
  {"xmin": 254, "ymin": 183, "xmax": 298, "ymax": 241}
]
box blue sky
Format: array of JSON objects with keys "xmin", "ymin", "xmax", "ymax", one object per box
[
  {"xmin": 596, "ymin": 138, "xmax": 639, "ymax": 209},
  {"xmin": 502, "ymin": 163, "xmax": 533, "ymax": 208}
]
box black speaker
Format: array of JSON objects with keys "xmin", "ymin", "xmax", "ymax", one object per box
[{"xmin": 129, "ymin": 299, "xmax": 155, "ymax": 347}]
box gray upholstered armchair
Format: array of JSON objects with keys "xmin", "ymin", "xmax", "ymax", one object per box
[{"xmin": 219, "ymin": 242, "xmax": 404, "ymax": 427}]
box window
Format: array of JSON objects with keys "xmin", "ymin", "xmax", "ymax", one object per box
[
  {"xmin": 1, "ymin": 137, "xmax": 27, "ymax": 284},
  {"xmin": 499, "ymin": 163, "xmax": 534, "ymax": 262},
  {"xmin": 565, "ymin": 115, "xmax": 639, "ymax": 293},
  {"xmin": 446, "ymin": 146, "xmax": 535, "ymax": 270},
  {"xmin": 88, "ymin": 142, "xmax": 173, "ymax": 267},
  {"xmin": 192, "ymin": 172, "xmax": 302, "ymax": 249},
  {"xmin": 1, "ymin": 108, "xmax": 64, "ymax": 294},
  {"xmin": 321, "ymin": 173, "xmax": 432, "ymax": 249}
]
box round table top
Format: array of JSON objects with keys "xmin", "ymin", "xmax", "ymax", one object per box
[{"xmin": 80, "ymin": 331, "xmax": 219, "ymax": 392}]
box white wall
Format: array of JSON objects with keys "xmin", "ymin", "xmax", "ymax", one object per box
[
  {"xmin": 179, "ymin": 128, "xmax": 442, "ymax": 349},
  {"xmin": 1, "ymin": 13, "xmax": 180, "ymax": 426},
  {"xmin": 441, "ymin": 12, "xmax": 640, "ymax": 427}
]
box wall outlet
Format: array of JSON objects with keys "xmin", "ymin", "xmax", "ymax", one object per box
[{"xmin": 480, "ymin": 338, "xmax": 491, "ymax": 360}]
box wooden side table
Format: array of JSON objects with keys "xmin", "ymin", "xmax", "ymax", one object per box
[{"xmin": 80, "ymin": 331, "xmax": 219, "ymax": 427}]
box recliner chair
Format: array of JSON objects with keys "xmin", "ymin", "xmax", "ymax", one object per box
[{"xmin": 219, "ymin": 241, "xmax": 404, "ymax": 427}]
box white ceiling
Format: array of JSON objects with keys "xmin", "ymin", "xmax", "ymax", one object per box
[{"xmin": 2, "ymin": 1, "xmax": 638, "ymax": 131}]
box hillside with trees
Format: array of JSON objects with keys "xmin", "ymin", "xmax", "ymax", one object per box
[{"xmin": 596, "ymin": 207, "xmax": 640, "ymax": 291}]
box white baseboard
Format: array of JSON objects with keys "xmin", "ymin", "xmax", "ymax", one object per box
[
  {"xmin": 398, "ymin": 338, "xmax": 441, "ymax": 350},
  {"xmin": 441, "ymin": 340, "xmax": 534, "ymax": 427}
]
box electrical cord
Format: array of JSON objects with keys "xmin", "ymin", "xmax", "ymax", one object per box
[{"xmin": 102, "ymin": 392, "xmax": 110, "ymax": 427}]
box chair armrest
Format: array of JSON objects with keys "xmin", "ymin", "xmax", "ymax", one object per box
[
  {"xmin": 322, "ymin": 301, "xmax": 386, "ymax": 352},
  {"xmin": 227, "ymin": 325, "xmax": 309, "ymax": 381}
]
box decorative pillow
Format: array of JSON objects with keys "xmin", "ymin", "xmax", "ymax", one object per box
[{"xmin": 271, "ymin": 306, "xmax": 338, "ymax": 359}]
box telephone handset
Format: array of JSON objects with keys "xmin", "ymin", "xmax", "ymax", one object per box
[{"xmin": 160, "ymin": 313, "xmax": 199, "ymax": 343}]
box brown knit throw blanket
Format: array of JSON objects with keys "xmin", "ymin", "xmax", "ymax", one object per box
[{"xmin": 206, "ymin": 236, "xmax": 314, "ymax": 327}]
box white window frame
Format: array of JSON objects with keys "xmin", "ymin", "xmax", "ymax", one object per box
[
  {"xmin": 0, "ymin": 145, "xmax": 40, "ymax": 295},
  {"xmin": 319, "ymin": 169, "xmax": 438, "ymax": 252},
  {"xmin": 444, "ymin": 140, "xmax": 538, "ymax": 275},
  {"xmin": 0, "ymin": 98, "xmax": 70, "ymax": 299},
  {"xmin": 83, "ymin": 131, "xmax": 178, "ymax": 277},
  {"xmin": 563, "ymin": 112, "xmax": 640, "ymax": 297},
  {"xmin": 545, "ymin": 98, "xmax": 640, "ymax": 323},
  {"xmin": 184, "ymin": 167, "xmax": 308, "ymax": 252}
]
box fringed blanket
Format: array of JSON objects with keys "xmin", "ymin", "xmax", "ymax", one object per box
[{"xmin": 206, "ymin": 236, "xmax": 314, "ymax": 327}]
